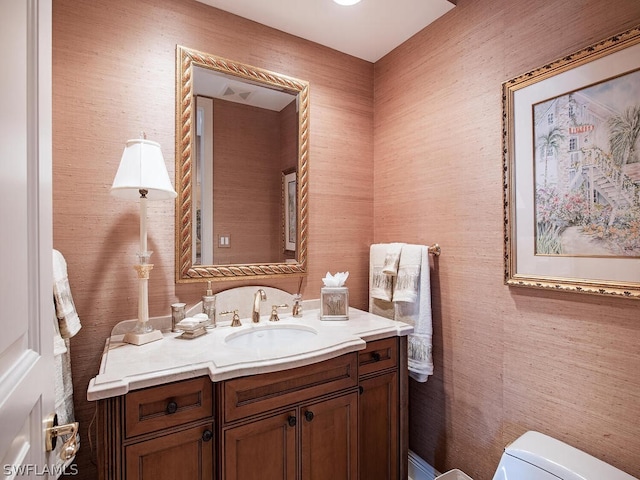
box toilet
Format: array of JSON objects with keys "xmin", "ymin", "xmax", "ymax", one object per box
[
  {"xmin": 438, "ymin": 430, "xmax": 637, "ymax": 480},
  {"xmin": 491, "ymin": 431, "xmax": 638, "ymax": 480}
]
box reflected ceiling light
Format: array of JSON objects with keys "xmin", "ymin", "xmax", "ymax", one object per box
[{"xmin": 333, "ymin": 0, "xmax": 361, "ymax": 5}]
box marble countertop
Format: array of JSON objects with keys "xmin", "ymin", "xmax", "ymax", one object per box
[{"xmin": 87, "ymin": 306, "xmax": 412, "ymax": 401}]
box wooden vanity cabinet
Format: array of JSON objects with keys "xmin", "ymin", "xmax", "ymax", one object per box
[
  {"xmin": 97, "ymin": 336, "xmax": 407, "ymax": 480},
  {"xmin": 97, "ymin": 376, "xmax": 215, "ymax": 480},
  {"xmin": 220, "ymin": 353, "xmax": 359, "ymax": 480},
  {"xmin": 221, "ymin": 393, "xmax": 359, "ymax": 480}
]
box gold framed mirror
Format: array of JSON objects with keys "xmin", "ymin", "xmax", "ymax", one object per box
[{"xmin": 175, "ymin": 46, "xmax": 309, "ymax": 282}]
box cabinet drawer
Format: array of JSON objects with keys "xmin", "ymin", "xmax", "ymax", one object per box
[
  {"xmin": 358, "ymin": 337, "xmax": 398, "ymax": 376},
  {"xmin": 125, "ymin": 376, "xmax": 213, "ymax": 438},
  {"xmin": 223, "ymin": 353, "xmax": 358, "ymax": 423}
]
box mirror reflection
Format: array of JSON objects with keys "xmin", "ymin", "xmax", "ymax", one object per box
[{"xmin": 176, "ymin": 46, "xmax": 309, "ymax": 282}]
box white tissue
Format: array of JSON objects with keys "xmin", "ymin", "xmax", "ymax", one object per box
[{"xmin": 322, "ymin": 271, "xmax": 349, "ymax": 287}]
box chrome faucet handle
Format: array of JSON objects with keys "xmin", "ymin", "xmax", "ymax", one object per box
[
  {"xmin": 220, "ymin": 309, "xmax": 242, "ymax": 327},
  {"xmin": 269, "ymin": 304, "xmax": 289, "ymax": 322}
]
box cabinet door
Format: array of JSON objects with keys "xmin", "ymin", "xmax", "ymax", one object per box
[
  {"xmin": 301, "ymin": 392, "xmax": 358, "ymax": 480},
  {"xmin": 223, "ymin": 409, "xmax": 297, "ymax": 480},
  {"xmin": 124, "ymin": 423, "xmax": 214, "ymax": 480},
  {"xmin": 359, "ymin": 371, "xmax": 398, "ymax": 480}
]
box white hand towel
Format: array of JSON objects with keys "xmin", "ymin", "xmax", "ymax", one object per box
[
  {"xmin": 393, "ymin": 245, "xmax": 433, "ymax": 382},
  {"xmin": 53, "ymin": 249, "xmax": 82, "ymax": 338},
  {"xmin": 393, "ymin": 244, "xmax": 422, "ymax": 303},
  {"xmin": 382, "ymin": 242, "xmax": 403, "ymax": 275},
  {"xmin": 54, "ymin": 338, "xmax": 75, "ymax": 425},
  {"xmin": 370, "ymin": 244, "xmax": 397, "ymax": 302},
  {"xmin": 52, "ymin": 250, "xmax": 79, "ymax": 473},
  {"xmin": 53, "ymin": 315, "xmax": 68, "ymax": 356},
  {"xmin": 369, "ymin": 243, "xmax": 434, "ymax": 382},
  {"xmin": 53, "ymin": 336, "xmax": 78, "ymax": 473}
]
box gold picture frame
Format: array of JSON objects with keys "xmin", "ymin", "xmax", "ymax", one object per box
[{"xmin": 503, "ymin": 25, "xmax": 640, "ymax": 299}]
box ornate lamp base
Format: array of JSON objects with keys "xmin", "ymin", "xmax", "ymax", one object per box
[
  {"xmin": 123, "ymin": 259, "xmax": 162, "ymax": 346},
  {"xmin": 123, "ymin": 329, "xmax": 163, "ymax": 346}
]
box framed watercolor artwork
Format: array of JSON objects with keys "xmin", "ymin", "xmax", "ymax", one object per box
[{"xmin": 503, "ymin": 25, "xmax": 640, "ymax": 299}]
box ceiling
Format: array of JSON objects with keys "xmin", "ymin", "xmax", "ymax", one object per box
[
  {"xmin": 194, "ymin": 0, "xmax": 455, "ymax": 63},
  {"xmin": 193, "ymin": 65, "xmax": 296, "ymax": 111}
]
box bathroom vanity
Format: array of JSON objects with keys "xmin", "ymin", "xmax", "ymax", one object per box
[{"xmin": 89, "ymin": 306, "xmax": 411, "ymax": 480}]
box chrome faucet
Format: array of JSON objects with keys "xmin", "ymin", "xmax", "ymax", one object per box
[{"xmin": 252, "ymin": 289, "xmax": 267, "ymax": 323}]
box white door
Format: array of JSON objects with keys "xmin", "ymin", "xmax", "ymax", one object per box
[{"xmin": 0, "ymin": 0, "xmax": 56, "ymax": 479}]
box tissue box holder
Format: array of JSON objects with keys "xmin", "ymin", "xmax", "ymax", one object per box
[{"xmin": 320, "ymin": 287, "xmax": 349, "ymax": 321}]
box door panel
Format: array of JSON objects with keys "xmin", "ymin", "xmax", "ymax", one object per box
[
  {"xmin": 125, "ymin": 424, "xmax": 214, "ymax": 480},
  {"xmin": 301, "ymin": 393, "xmax": 358, "ymax": 480},
  {"xmin": 223, "ymin": 410, "xmax": 297, "ymax": 480},
  {"xmin": 359, "ymin": 372, "xmax": 398, "ymax": 480},
  {"xmin": 0, "ymin": 0, "xmax": 55, "ymax": 477}
]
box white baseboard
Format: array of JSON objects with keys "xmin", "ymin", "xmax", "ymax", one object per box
[{"xmin": 408, "ymin": 450, "xmax": 440, "ymax": 480}]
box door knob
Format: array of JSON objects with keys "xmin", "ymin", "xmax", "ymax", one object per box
[
  {"xmin": 287, "ymin": 415, "xmax": 297, "ymax": 427},
  {"xmin": 45, "ymin": 414, "xmax": 79, "ymax": 461},
  {"xmin": 304, "ymin": 410, "xmax": 314, "ymax": 422}
]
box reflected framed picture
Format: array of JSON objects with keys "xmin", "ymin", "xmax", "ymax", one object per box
[
  {"xmin": 283, "ymin": 168, "xmax": 297, "ymax": 253},
  {"xmin": 503, "ymin": 25, "xmax": 640, "ymax": 299}
]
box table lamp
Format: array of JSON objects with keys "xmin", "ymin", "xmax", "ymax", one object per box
[{"xmin": 111, "ymin": 135, "xmax": 177, "ymax": 345}]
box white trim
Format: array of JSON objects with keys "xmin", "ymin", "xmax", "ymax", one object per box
[{"xmin": 409, "ymin": 450, "xmax": 440, "ymax": 480}]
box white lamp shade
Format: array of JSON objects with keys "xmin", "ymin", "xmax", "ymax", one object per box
[{"xmin": 111, "ymin": 138, "xmax": 177, "ymax": 200}]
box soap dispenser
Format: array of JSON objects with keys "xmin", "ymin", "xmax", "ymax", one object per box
[{"xmin": 202, "ymin": 281, "xmax": 216, "ymax": 328}]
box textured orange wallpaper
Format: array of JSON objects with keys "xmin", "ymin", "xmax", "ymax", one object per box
[
  {"xmin": 53, "ymin": 0, "xmax": 372, "ymax": 477},
  {"xmin": 374, "ymin": 0, "xmax": 640, "ymax": 478},
  {"xmin": 54, "ymin": 0, "xmax": 640, "ymax": 479}
]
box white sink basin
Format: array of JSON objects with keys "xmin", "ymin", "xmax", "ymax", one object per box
[{"xmin": 224, "ymin": 324, "xmax": 318, "ymax": 351}]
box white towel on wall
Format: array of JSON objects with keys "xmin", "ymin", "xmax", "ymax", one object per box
[
  {"xmin": 52, "ymin": 250, "xmax": 80, "ymax": 475},
  {"xmin": 54, "ymin": 335, "xmax": 75, "ymax": 425},
  {"xmin": 369, "ymin": 243, "xmax": 434, "ymax": 383},
  {"xmin": 370, "ymin": 243, "xmax": 403, "ymax": 302},
  {"xmin": 53, "ymin": 249, "xmax": 82, "ymax": 338},
  {"xmin": 53, "ymin": 314, "xmax": 67, "ymax": 356},
  {"xmin": 393, "ymin": 245, "xmax": 422, "ymax": 303},
  {"xmin": 53, "ymin": 335, "xmax": 78, "ymax": 478},
  {"xmin": 382, "ymin": 242, "xmax": 403, "ymax": 275}
]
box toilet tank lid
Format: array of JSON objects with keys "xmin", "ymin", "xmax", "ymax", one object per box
[{"xmin": 504, "ymin": 432, "xmax": 637, "ymax": 480}]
